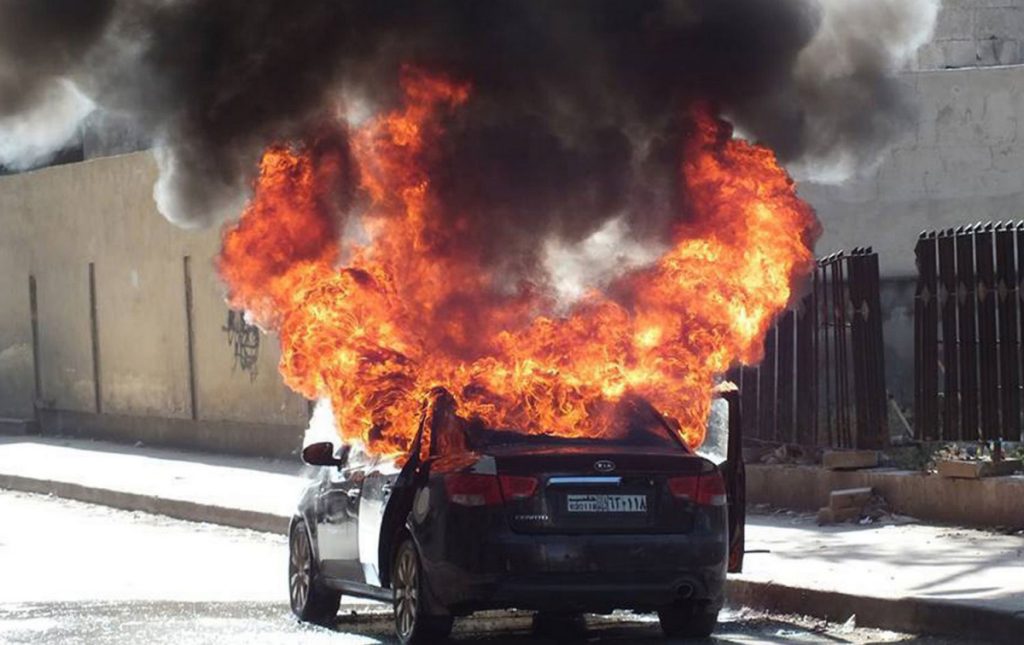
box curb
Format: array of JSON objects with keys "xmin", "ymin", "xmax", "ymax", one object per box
[
  {"xmin": 727, "ymin": 579, "xmax": 1024, "ymax": 644},
  {"xmin": 0, "ymin": 474, "xmax": 289, "ymax": 534}
]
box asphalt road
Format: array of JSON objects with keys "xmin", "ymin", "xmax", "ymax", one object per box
[{"xmin": 0, "ymin": 491, "xmax": 991, "ymax": 644}]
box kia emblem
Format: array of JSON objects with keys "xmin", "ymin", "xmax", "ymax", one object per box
[{"xmin": 594, "ymin": 459, "xmax": 616, "ymax": 473}]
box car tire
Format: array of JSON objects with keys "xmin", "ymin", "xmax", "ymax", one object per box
[
  {"xmin": 288, "ymin": 519, "xmax": 341, "ymax": 626},
  {"xmin": 658, "ymin": 601, "xmax": 719, "ymax": 639},
  {"xmin": 393, "ymin": 539, "xmax": 454, "ymax": 644}
]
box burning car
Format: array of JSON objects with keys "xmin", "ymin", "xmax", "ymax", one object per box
[{"xmin": 288, "ymin": 388, "xmax": 744, "ymax": 643}]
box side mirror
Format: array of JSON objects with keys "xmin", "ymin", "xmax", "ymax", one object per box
[{"xmin": 302, "ymin": 442, "xmax": 349, "ymax": 467}]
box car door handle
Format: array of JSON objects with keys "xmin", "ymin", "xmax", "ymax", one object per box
[{"xmin": 381, "ymin": 483, "xmax": 393, "ymax": 497}]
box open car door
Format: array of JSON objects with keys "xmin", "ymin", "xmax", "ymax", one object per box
[
  {"xmin": 367, "ymin": 389, "xmax": 453, "ymax": 589},
  {"xmin": 698, "ymin": 387, "xmax": 746, "ymax": 573}
]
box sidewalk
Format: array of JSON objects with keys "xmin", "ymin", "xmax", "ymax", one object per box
[
  {"xmin": 735, "ymin": 511, "xmax": 1024, "ymax": 641},
  {"xmin": 0, "ymin": 435, "xmax": 302, "ymax": 533},
  {"xmin": 1, "ymin": 434, "xmax": 1021, "ymax": 641}
]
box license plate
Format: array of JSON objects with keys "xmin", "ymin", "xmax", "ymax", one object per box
[{"xmin": 566, "ymin": 494, "xmax": 648, "ymax": 513}]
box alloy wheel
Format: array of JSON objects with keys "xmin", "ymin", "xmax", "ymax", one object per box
[
  {"xmin": 394, "ymin": 545, "xmax": 419, "ymax": 640},
  {"xmin": 289, "ymin": 527, "xmax": 312, "ymax": 612}
]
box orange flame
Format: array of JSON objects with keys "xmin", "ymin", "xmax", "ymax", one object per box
[{"xmin": 219, "ymin": 68, "xmax": 819, "ymax": 456}]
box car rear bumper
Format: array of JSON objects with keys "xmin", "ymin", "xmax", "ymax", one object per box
[{"xmin": 419, "ymin": 529, "xmax": 728, "ymax": 613}]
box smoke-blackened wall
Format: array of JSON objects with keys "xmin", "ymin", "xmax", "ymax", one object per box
[{"xmin": 0, "ymin": 0, "xmax": 936, "ymax": 245}]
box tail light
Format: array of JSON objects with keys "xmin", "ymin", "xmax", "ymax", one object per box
[
  {"xmin": 668, "ymin": 472, "xmax": 727, "ymax": 507},
  {"xmin": 498, "ymin": 475, "xmax": 538, "ymax": 500},
  {"xmin": 444, "ymin": 473, "xmax": 503, "ymax": 506},
  {"xmin": 444, "ymin": 473, "xmax": 539, "ymax": 506}
]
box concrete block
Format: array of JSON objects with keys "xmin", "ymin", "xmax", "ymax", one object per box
[
  {"xmin": 934, "ymin": 9, "xmax": 975, "ymax": 41},
  {"xmin": 975, "ymin": 8, "xmax": 1024, "ymax": 42},
  {"xmin": 916, "ymin": 43, "xmax": 945, "ymax": 71},
  {"xmin": 976, "ymin": 40, "xmax": 1001, "ymax": 67},
  {"xmin": 936, "ymin": 459, "xmax": 1023, "ymax": 479},
  {"xmin": 996, "ymin": 39, "xmax": 1022, "ymax": 66},
  {"xmin": 822, "ymin": 451, "xmax": 880, "ymax": 470},
  {"xmin": 829, "ymin": 487, "xmax": 874, "ymax": 511},
  {"xmin": 939, "ymin": 40, "xmax": 979, "ymax": 68},
  {"xmin": 816, "ymin": 506, "xmax": 861, "ymax": 526}
]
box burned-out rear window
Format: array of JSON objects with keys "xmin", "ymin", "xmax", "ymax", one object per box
[{"xmin": 464, "ymin": 397, "xmax": 687, "ymax": 452}]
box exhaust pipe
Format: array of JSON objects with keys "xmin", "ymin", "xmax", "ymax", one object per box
[{"xmin": 676, "ymin": 583, "xmax": 694, "ymax": 599}]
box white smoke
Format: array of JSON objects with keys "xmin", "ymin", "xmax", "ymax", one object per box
[
  {"xmin": 542, "ymin": 217, "xmax": 663, "ymax": 305},
  {"xmin": 152, "ymin": 141, "xmax": 250, "ymax": 229},
  {"xmin": 0, "ymin": 78, "xmax": 93, "ymax": 171}
]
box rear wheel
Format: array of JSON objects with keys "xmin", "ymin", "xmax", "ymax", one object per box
[
  {"xmin": 393, "ymin": 539, "xmax": 454, "ymax": 644},
  {"xmin": 658, "ymin": 601, "xmax": 719, "ymax": 639},
  {"xmin": 288, "ymin": 519, "xmax": 341, "ymax": 626}
]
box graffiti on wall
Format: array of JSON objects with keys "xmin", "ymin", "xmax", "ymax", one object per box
[{"xmin": 223, "ymin": 310, "xmax": 260, "ymax": 380}]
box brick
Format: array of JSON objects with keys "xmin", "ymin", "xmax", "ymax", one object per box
[
  {"xmin": 816, "ymin": 506, "xmax": 861, "ymax": 526},
  {"xmin": 822, "ymin": 450, "xmax": 880, "ymax": 470},
  {"xmin": 829, "ymin": 487, "xmax": 874, "ymax": 511},
  {"xmin": 937, "ymin": 459, "xmax": 1023, "ymax": 479}
]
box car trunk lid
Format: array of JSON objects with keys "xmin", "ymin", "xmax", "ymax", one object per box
[{"xmin": 490, "ymin": 447, "xmax": 714, "ymax": 534}]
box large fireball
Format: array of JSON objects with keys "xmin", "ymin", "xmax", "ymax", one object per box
[{"xmin": 219, "ymin": 68, "xmax": 820, "ymax": 456}]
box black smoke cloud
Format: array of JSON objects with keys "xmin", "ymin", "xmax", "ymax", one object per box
[{"xmin": 0, "ymin": 0, "xmax": 935, "ymax": 252}]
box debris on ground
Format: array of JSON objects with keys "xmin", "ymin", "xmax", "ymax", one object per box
[{"xmin": 930, "ymin": 441, "xmax": 1024, "ymax": 478}]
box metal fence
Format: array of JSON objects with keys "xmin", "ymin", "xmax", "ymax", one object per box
[
  {"xmin": 728, "ymin": 249, "xmax": 888, "ymax": 450},
  {"xmin": 914, "ymin": 223, "xmax": 1024, "ymax": 442}
]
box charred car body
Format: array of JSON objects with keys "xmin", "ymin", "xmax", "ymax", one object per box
[{"xmin": 288, "ymin": 389, "xmax": 745, "ymax": 643}]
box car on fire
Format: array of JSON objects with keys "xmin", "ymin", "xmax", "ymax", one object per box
[{"xmin": 288, "ymin": 389, "xmax": 745, "ymax": 643}]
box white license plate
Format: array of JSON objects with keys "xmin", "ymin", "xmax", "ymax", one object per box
[{"xmin": 566, "ymin": 494, "xmax": 648, "ymax": 513}]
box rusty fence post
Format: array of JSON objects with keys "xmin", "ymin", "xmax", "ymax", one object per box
[
  {"xmin": 955, "ymin": 225, "xmax": 980, "ymax": 440},
  {"xmin": 739, "ymin": 365, "xmax": 759, "ymax": 443},
  {"xmin": 1016, "ymin": 220, "xmax": 1024, "ymax": 442},
  {"xmin": 915, "ymin": 232, "xmax": 939, "ymax": 440},
  {"xmin": 975, "ymin": 223, "xmax": 1000, "ymax": 440},
  {"xmin": 865, "ymin": 248, "xmax": 888, "ymax": 448},
  {"xmin": 995, "ymin": 222, "xmax": 1020, "ymax": 441},
  {"xmin": 937, "ymin": 229, "xmax": 960, "ymax": 440},
  {"xmin": 776, "ymin": 309, "xmax": 796, "ymax": 443},
  {"xmin": 848, "ymin": 249, "xmax": 870, "ymax": 447},
  {"xmin": 758, "ymin": 326, "xmax": 778, "ymax": 443},
  {"xmin": 795, "ymin": 292, "xmax": 816, "ymax": 446},
  {"xmin": 833, "ymin": 252, "xmax": 853, "ymax": 448},
  {"xmin": 819, "ymin": 256, "xmax": 834, "ymax": 446}
]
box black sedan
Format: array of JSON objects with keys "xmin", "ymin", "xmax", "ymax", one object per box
[{"xmin": 288, "ymin": 390, "xmax": 745, "ymax": 643}]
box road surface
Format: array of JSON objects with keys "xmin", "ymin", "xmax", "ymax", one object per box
[{"xmin": 0, "ymin": 490, "xmax": 991, "ymax": 644}]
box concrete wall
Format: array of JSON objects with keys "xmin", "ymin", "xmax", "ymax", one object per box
[
  {"xmin": 916, "ymin": 0, "xmax": 1024, "ymax": 69},
  {"xmin": 0, "ymin": 152, "xmax": 307, "ymax": 455},
  {"xmin": 806, "ymin": 65, "xmax": 1024, "ymax": 278},
  {"xmin": 0, "ymin": 175, "xmax": 34, "ymax": 419},
  {"xmin": 804, "ymin": 65, "xmax": 1024, "ymax": 411},
  {"xmin": 747, "ymin": 464, "xmax": 1024, "ymax": 529}
]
